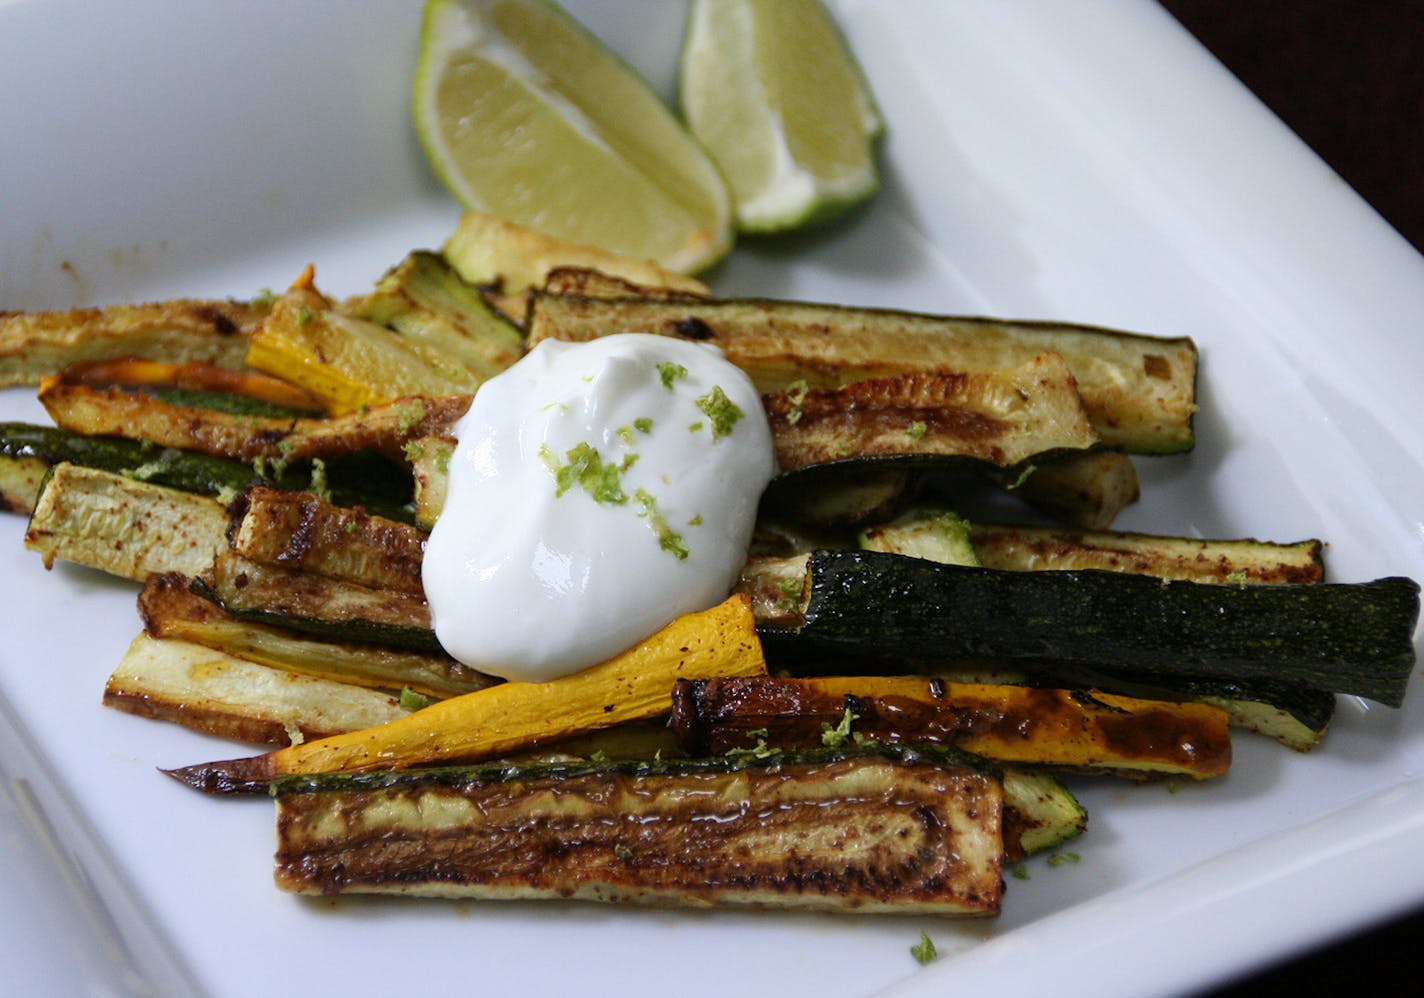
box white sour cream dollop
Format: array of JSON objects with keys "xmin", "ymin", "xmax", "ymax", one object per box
[{"xmin": 422, "ymin": 333, "xmax": 777, "ymax": 682}]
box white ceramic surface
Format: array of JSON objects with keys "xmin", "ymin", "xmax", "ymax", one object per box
[{"xmin": 2, "ymin": 2, "xmax": 1422, "ymax": 996}]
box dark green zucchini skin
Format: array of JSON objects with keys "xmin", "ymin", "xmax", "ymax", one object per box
[
  {"xmin": 792, "ymin": 550, "xmax": 1420, "ymax": 706},
  {"xmin": 0, "ymin": 422, "xmax": 413, "ymax": 521},
  {"xmin": 270, "ymin": 740, "xmax": 1001, "ymax": 797},
  {"xmin": 146, "ymin": 388, "xmax": 319, "ymax": 419},
  {"xmin": 188, "ymin": 577, "xmax": 444, "ymax": 654}
]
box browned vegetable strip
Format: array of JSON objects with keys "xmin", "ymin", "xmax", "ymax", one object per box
[
  {"xmin": 139, "ymin": 573, "xmax": 492, "ymax": 699},
  {"xmin": 246, "ymin": 273, "xmax": 483, "ymax": 415},
  {"xmin": 272, "ymin": 747, "xmax": 1005, "ymax": 915},
  {"xmin": 527, "ymin": 292, "xmax": 1198, "ymax": 452},
  {"xmin": 277, "ymin": 395, "xmax": 470, "ymax": 463},
  {"xmin": 227, "ymin": 485, "xmax": 426, "ymax": 595},
  {"xmin": 52, "ymin": 356, "xmax": 321, "ymax": 411},
  {"xmin": 541, "ymin": 265, "xmax": 711, "ymax": 301},
  {"xmin": 37, "ymin": 375, "xmax": 470, "ymax": 465},
  {"xmin": 968, "ymin": 522, "xmax": 1324, "ymax": 584},
  {"xmin": 37, "ymin": 378, "xmax": 304, "ymax": 462},
  {"xmin": 764, "ymin": 355, "xmax": 1099, "ymax": 472},
  {"xmin": 0, "ymin": 453, "xmax": 47, "ymax": 514},
  {"xmin": 670, "ymin": 675, "xmax": 1233, "ymax": 780},
  {"xmin": 198, "ymin": 551, "xmax": 435, "ymax": 648},
  {"xmin": 0, "ymin": 298, "xmax": 267, "ymax": 387},
  {"xmin": 444, "ymin": 210, "xmax": 711, "ymax": 325}
]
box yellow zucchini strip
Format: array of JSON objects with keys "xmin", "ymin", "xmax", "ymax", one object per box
[
  {"xmin": 670, "ymin": 675, "xmax": 1232, "ymax": 780},
  {"xmin": 104, "ymin": 634, "xmax": 412, "ymax": 746},
  {"xmin": 245, "ymin": 271, "xmax": 481, "ymax": 415},
  {"xmin": 166, "ymin": 594, "xmax": 768, "ymax": 793},
  {"xmin": 0, "ymin": 297, "xmax": 266, "ymax": 387},
  {"xmin": 24, "ymin": 464, "xmax": 229, "ymax": 581}
]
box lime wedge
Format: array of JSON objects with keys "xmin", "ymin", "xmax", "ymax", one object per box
[
  {"xmin": 413, "ymin": 0, "xmax": 733, "ymax": 274},
  {"xmin": 680, "ymin": 0, "xmax": 882, "ymax": 233}
]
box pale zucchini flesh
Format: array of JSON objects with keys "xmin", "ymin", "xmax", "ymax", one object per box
[
  {"xmin": 348, "ymin": 250, "xmax": 524, "ymax": 381},
  {"xmin": 104, "ymin": 634, "xmax": 413, "ymax": 745},
  {"xmin": 272, "ymin": 745, "xmax": 1006, "ymax": 915},
  {"xmin": 1003, "ymin": 769, "xmax": 1087, "ymax": 859},
  {"xmin": 858, "ymin": 507, "xmax": 979, "ymax": 566},
  {"xmin": 968, "ymin": 522, "xmax": 1324, "ymax": 584},
  {"xmin": 24, "ymin": 464, "xmax": 230, "ymax": 581},
  {"xmin": 527, "ymin": 293, "xmax": 1198, "ymax": 453},
  {"xmin": 0, "ymin": 452, "xmax": 47, "ymax": 514}
]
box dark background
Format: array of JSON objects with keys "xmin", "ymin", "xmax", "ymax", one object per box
[
  {"xmin": 1160, "ymin": 2, "xmax": 1422, "ymax": 993},
  {"xmin": 1164, "ymin": 1, "xmax": 1424, "ymax": 254}
]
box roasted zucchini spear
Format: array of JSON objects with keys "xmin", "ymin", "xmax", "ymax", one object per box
[
  {"xmin": 783, "ymin": 550, "xmax": 1419, "ymax": 706},
  {"xmin": 36, "ymin": 350, "xmax": 468, "ymax": 468},
  {"xmin": 443, "ymin": 211, "xmax": 710, "ymax": 324},
  {"xmin": 0, "ymin": 422, "xmax": 414, "ymax": 521},
  {"xmin": 105, "ymin": 634, "xmax": 415, "ymax": 745},
  {"xmin": 193, "ymin": 551, "xmax": 439, "ymax": 652},
  {"xmin": 854, "ymin": 513, "xmax": 1336, "ymax": 748},
  {"xmin": 346, "ymin": 250, "xmax": 524, "ymax": 382},
  {"xmin": 670, "ymin": 675, "xmax": 1232, "ymax": 780},
  {"xmin": 987, "ymin": 450, "xmax": 1141, "ymax": 529},
  {"xmin": 526, "ymin": 292, "xmax": 1198, "ymax": 453},
  {"xmin": 0, "ymin": 297, "xmax": 267, "ymax": 387},
  {"xmin": 245, "ymin": 269, "xmax": 482, "ymax": 415},
  {"xmin": 966, "ymin": 522, "xmax": 1324, "ymax": 584},
  {"xmin": 139, "ymin": 573, "xmax": 493, "ymax": 701},
  {"xmin": 44, "ymin": 356, "xmax": 322, "ymax": 415},
  {"xmin": 272, "ymin": 744, "xmax": 1006, "ymax": 915},
  {"xmin": 227, "ymin": 485, "xmax": 426, "ymax": 595},
  {"xmin": 763, "ymin": 355, "xmax": 1100, "ymax": 472},
  {"xmin": 25, "ymin": 464, "xmax": 230, "ymax": 581}
]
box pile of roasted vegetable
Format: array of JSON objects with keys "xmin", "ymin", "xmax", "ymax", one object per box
[{"xmin": 1, "ymin": 211, "xmax": 1417, "ymax": 916}]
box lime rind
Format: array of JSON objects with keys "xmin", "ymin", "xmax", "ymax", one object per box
[{"xmin": 679, "ymin": 0, "xmax": 881, "ymax": 235}]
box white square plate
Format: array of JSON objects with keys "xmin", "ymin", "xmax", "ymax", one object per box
[{"xmin": 3, "ymin": 2, "xmax": 1423, "ymax": 996}]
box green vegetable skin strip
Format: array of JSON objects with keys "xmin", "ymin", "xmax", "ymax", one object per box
[{"xmin": 796, "ymin": 550, "xmax": 1420, "ymax": 706}]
